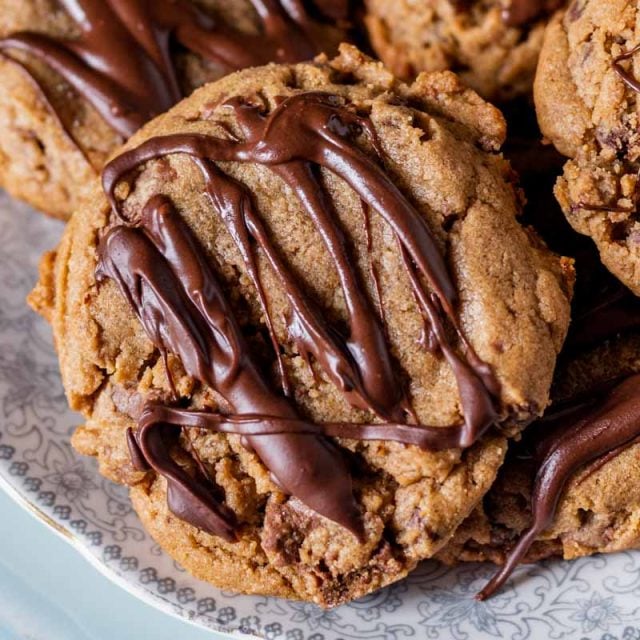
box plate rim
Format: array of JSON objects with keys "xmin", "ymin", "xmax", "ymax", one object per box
[{"xmin": 0, "ymin": 470, "xmax": 248, "ymax": 640}]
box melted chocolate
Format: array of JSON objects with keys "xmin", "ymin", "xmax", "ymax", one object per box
[
  {"xmin": 99, "ymin": 195, "xmax": 362, "ymax": 538},
  {"xmin": 0, "ymin": 0, "xmax": 346, "ymax": 138},
  {"xmin": 478, "ymin": 373, "xmax": 640, "ymax": 600},
  {"xmin": 103, "ymin": 92, "xmax": 499, "ymax": 430},
  {"xmin": 613, "ymin": 44, "xmax": 640, "ymax": 95},
  {"xmin": 98, "ymin": 92, "xmax": 500, "ymax": 537},
  {"xmin": 138, "ymin": 404, "xmax": 503, "ymax": 455}
]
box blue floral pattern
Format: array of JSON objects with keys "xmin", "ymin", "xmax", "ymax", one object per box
[{"xmin": 2, "ymin": 192, "xmax": 640, "ymax": 639}]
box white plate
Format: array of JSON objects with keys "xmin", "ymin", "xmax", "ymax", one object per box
[{"xmin": 2, "ymin": 189, "xmax": 640, "ymax": 640}]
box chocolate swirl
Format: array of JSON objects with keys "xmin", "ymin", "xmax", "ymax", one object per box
[
  {"xmin": 98, "ymin": 92, "xmax": 500, "ymax": 538},
  {"xmin": 478, "ymin": 373, "xmax": 640, "ymax": 599},
  {"xmin": 0, "ymin": 0, "xmax": 346, "ymax": 138}
]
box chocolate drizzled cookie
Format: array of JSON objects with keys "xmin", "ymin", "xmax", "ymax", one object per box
[
  {"xmin": 30, "ymin": 46, "xmax": 572, "ymax": 606},
  {"xmin": 438, "ymin": 167, "xmax": 640, "ymax": 599},
  {"xmin": 0, "ymin": 0, "xmax": 351, "ymax": 218}
]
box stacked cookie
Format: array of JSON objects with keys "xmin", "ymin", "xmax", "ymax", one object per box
[
  {"xmin": 2, "ymin": 0, "xmax": 640, "ymax": 608},
  {"xmin": 448, "ymin": 0, "xmax": 640, "ymax": 599},
  {"xmin": 0, "ymin": 0, "xmax": 349, "ymax": 217}
]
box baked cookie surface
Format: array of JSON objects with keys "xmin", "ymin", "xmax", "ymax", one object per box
[
  {"xmin": 535, "ymin": 2, "xmax": 640, "ymax": 295},
  {"xmin": 30, "ymin": 46, "xmax": 572, "ymax": 606},
  {"xmin": 0, "ymin": 0, "xmax": 349, "ymax": 218},
  {"xmin": 438, "ymin": 187, "xmax": 640, "ymax": 598},
  {"xmin": 440, "ymin": 330, "xmax": 640, "ymax": 594},
  {"xmin": 363, "ymin": 0, "xmax": 564, "ymax": 102}
]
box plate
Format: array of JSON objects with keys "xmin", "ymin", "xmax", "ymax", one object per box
[{"xmin": 2, "ymin": 189, "xmax": 640, "ymax": 640}]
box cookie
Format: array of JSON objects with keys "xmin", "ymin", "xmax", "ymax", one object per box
[
  {"xmin": 535, "ymin": 2, "xmax": 640, "ymax": 295},
  {"xmin": 441, "ymin": 333, "xmax": 640, "ymax": 598},
  {"xmin": 0, "ymin": 0, "xmax": 350, "ymax": 219},
  {"xmin": 363, "ymin": 0, "xmax": 564, "ymax": 102},
  {"xmin": 437, "ymin": 194, "xmax": 640, "ymax": 599},
  {"xmin": 30, "ymin": 46, "xmax": 572, "ymax": 606}
]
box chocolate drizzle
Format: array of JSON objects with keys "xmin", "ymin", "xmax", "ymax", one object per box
[
  {"xmin": 478, "ymin": 373, "xmax": 640, "ymax": 600},
  {"xmin": 0, "ymin": 0, "xmax": 346, "ymax": 138},
  {"xmin": 613, "ymin": 44, "xmax": 640, "ymax": 95},
  {"xmin": 99, "ymin": 194, "xmax": 362, "ymax": 538},
  {"xmin": 136, "ymin": 404, "xmax": 501, "ymax": 459},
  {"xmin": 98, "ymin": 92, "xmax": 500, "ymax": 537}
]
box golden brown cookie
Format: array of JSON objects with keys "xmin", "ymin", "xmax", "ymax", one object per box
[
  {"xmin": 535, "ymin": 2, "xmax": 640, "ymax": 295},
  {"xmin": 363, "ymin": 0, "xmax": 564, "ymax": 102},
  {"xmin": 30, "ymin": 46, "xmax": 572, "ymax": 606},
  {"xmin": 437, "ymin": 193, "xmax": 640, "ymax": 599},
  {"xmin": 0, "ymin": 0, "xmax": 349, "ymax": 218},
  {"xmin": 439, "ymin": 333, "xmax": 640, "ymax": 585}
]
